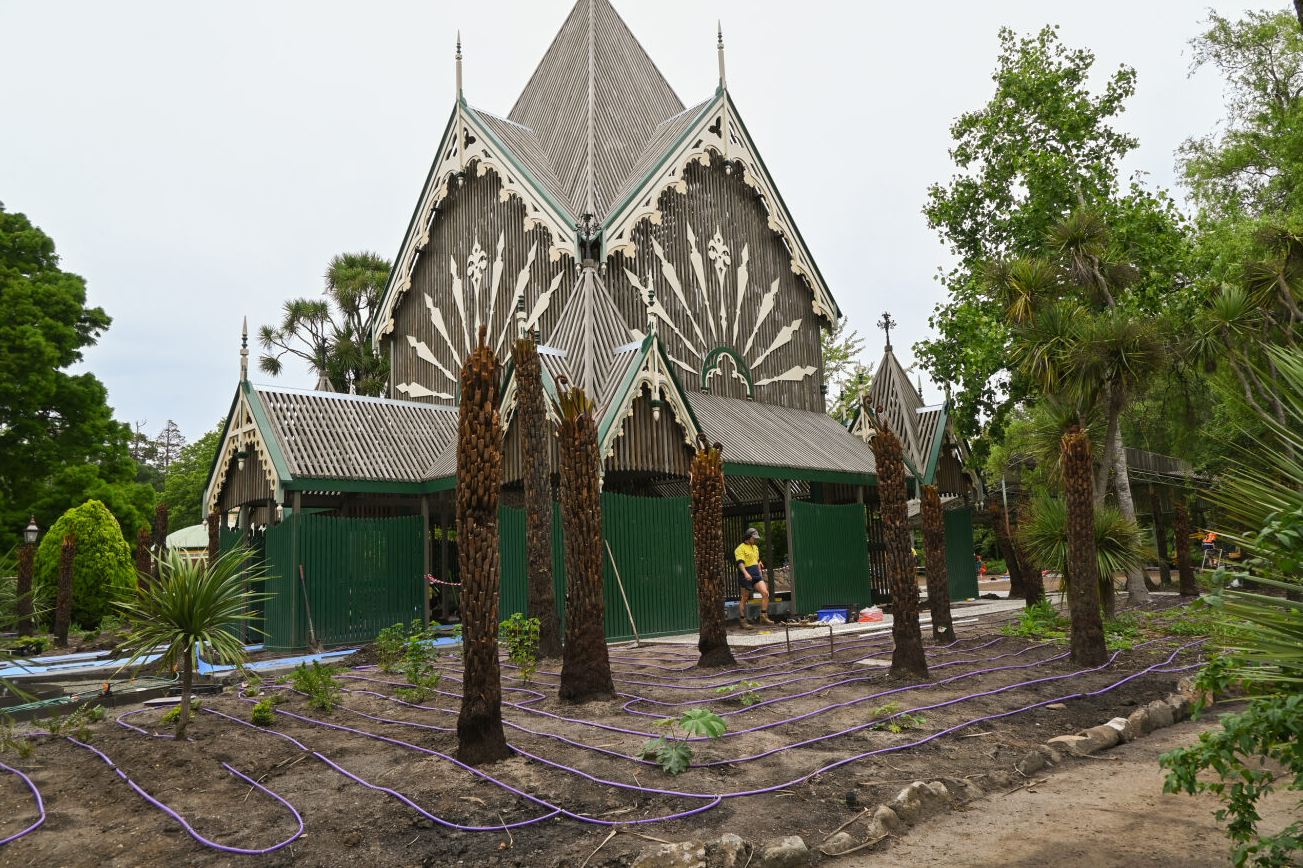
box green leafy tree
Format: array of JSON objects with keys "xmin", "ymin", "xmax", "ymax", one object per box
[
  {"xmin": 821, "ymin": 316, "xmax": 870, "ymax": 422},
  {"xmin": 258, "ymin": 252, "xmax": 392, "ymax": 396},
  {"xmin": 33, "ymin": 499, "xmax": 135, "ymax": 629},
  {"xmin": 116, "ymin": 546, "xmax": 269, "ymax": 737},
  {"xmin": 161, "ymin": 425, "xmax": 222, "ymax": 532},
  {"xmin": 0, "ymin": 203, "xmax": 156, "ymax": 548}
]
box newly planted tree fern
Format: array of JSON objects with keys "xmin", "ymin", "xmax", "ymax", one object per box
[
  {"xmin": 691, "ymin": 435, "xmax": 735, "ymax": 668},
  {"xmin": 1060, "ymin": 426, "xmax": 1108, "ymax": 666},
  {"xmin": 919, "ymin": 485, "xmax": 954, "ymax": 642},
  {"xmin": 871, "ymin": 419, "xmax": 928, "ymax": 678}
]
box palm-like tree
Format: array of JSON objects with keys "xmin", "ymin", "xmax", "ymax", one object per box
[
  {"xmin": 919, "ymin": 485, "xmax": 954, "ymax": 641},
  {"xmin": 259, "ymin": 251, "xmax": 392, "ymax": 396},
  {"xmin": 691, "ymin": 436, "xmax": 735, "ymax": 668},
  {"xmin": 554, "ymin": 379, "xmax": 614, "ymax": 702},
  {"xmin": 511, "ymin": 334, "xmax": 561, "ymax": 659},
  {"xmin": 115, "ymin": 547, "xmax": 269, "ymax": 737},
  {"xmin": 455, "ymin": 326, "xmax": 511, "ymax": 765},
  {"xmin": 1061, "ymin": 427, "xmax": 1108, "ymax": 666},
  {"xmin": 1020, "ymin": 494, "xmax": 1147, "ymax": 612},
  {"xmin": 872, "ymin": 420, "xmax": 928, "ymax": 678}
]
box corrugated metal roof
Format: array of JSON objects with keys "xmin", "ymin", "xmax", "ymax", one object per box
[
  {"xmin": 865, "ymin": 347, "xmax": 927, "ymax": 468},
  {"xmin": 506, "ymin": 0, "xmax": 686, "ymax": 218},
  {"xmin": 549, "ymin": 266, "xmax": 633, "ymax": 398},
  {"xmin": 606, "ymin": 98, "xmax": 712, "ymax": 215},
  {"xmin": 470, "ymin": 107, "xmax": 571, "ymax": 213},
  {"xmin": 254, "ymin": 387, "xmax": 457, "ymax": 482},
  {"xmin": 688, "ymin": 393, "xmax": 877, "ymax": 478}
]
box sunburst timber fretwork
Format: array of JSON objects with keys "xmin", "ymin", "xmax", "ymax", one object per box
[
  {"xmin": 606, "ymin": 158, "xmax": 825, "ymax": 412},
  {"xmin": 382, "ymin": 160, "xmax": 574, "ymax": 406}
]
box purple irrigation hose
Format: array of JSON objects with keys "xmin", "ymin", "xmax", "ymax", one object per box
[
  {"xmin": 63, "ymin": 736, "xmax": 304, "ymax": 854},
  {"xmin": 0, "ymin": 760, "xmax": 45, "ymax": 846}
]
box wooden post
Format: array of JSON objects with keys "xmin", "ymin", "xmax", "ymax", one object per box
[
  {"xmin": 785, "ymin": 481, "xmax": 797, "ymax": 618},
  {"xmin": 440, "ymin": 503, "xmax": 451, "ymax": 621},
  {"xmin": 421, "ymin": 495, "xmax": 431, "ymax": 628},
  {"xmin": 292, "ymin": 490, "xmax": 302, "ymax": 649},
  {"xmin": 762, "ymin": 483, "xmax": 774, "ymax": 587}
]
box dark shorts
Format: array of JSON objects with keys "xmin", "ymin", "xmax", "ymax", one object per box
[{"xmin": 738, "ymin": 565, "xmax": 763, "ymax": 589}]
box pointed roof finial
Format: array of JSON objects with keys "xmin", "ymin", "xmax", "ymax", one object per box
[
  {"xmin": 717, "ymin": 20, "xmax": 727, "ymax": 90},
  {"xmin": 916, "ymin": 374, "xmax": 924, "ymax": 400},
  {"xmin": 240, "ymin": 317, "xmax": 249, "ymax": 382},
  {"xmin": 455, "ymin": 30, "xmax": 463, "ymax": 98},
  {"xmin": 877, "ymin": 311, "xmax": 896, "ymax": 352}
]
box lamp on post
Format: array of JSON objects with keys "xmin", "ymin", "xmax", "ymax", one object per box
[{"xmin": 17, "ymin": 516, "xmax": 39, "ymax": 637}]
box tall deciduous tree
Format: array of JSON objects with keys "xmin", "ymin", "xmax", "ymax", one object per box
[
  {"xmin": 0, "ymin": 203, "xmax": 156, "ymax": 547},
  {"xmin": 873, "ymin": 423, "xmax": 928, "ymax": 679},
  {"xmin": 919, "ymin": 485, "xmax": 954, "ymax": 642},
  {"xmin": 691, "ymin": 436, "xmax": 735, "ymax": 668},
  {"xmin": 555, "ymin": 379, "xmax": 614, "ymax": 703},
  {"xmin": 511, "ymin": 334, "xmax": 561, "ymax": 659},
  {"xmin": 455, "ymin": 326, "xmax": 511, "ymax": 765},
  {"xmin": 258, "ymin": 252, "xmax": 392, "ymax": 396},
  {"xmin": 456, "ymin": 325, "xmax": 510, "ymax": 766},
  {"xmin": 1062, "ymin": 427, "xmax": 1108, "ymax": 667},
  {"xmin": 160, "ymin": 425, "xmax": 222, "ymax": 532}
]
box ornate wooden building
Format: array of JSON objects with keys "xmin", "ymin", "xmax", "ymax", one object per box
[{"xmin": 205, "ymin": 0, "xmax": 889, "ymax": 648}]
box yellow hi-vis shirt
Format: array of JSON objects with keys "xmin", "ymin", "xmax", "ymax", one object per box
[{"xmin": 734, "ymin": 542, "xmax": 760, "ymax": 567}]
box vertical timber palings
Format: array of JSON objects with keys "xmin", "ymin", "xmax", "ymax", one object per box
[
  {"xmin": 872, "ymin": 421, "xmax": 928, "ymax": 679},
  {"xmin": 1062, "ymin": 426, "xmax": 1108, "ymax": 667},
  {"xmin": 455, "ymin": 325, "xmax": 512, "ymax": 764},
  {"xmin": 513, "ymin": 333, "xmax": 562, "ymax": 659},
  {"xmin": 555, "ymin": 376, "xmax": 615, "ymax": 703},
  {"xmin": 692, "ymin": 435, "xmax": 735, "ymax": 668},
  {"xmin": 919, "ymin": 485, "xmax": 955, "ymax": 642}
]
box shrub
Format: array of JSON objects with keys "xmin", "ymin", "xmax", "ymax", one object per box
[
  {"xmin": 291, "ymin": 661, "xmax": 342, "ymax": 712},
  {"xmin": 33, "ymin": 500, "xmax": 135, "ymax": 630},
  {"xmin": 250, "ymin": 699, "xmax": 275, "ymax": 726},
  {"xmin": 499, "ymin": 613, "xmax": 540, "ymax": 683},
  {"xmin": 638, "ymin": 708, "xmax": 726, "ymax": 775}
]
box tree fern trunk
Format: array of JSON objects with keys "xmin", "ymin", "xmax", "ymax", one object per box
[
  {"xmin": 989, "ymin": 502, "xmax": 1026, "ymax": 598},
  {"xmin": 54, "ymin": 533, "xmax": 76, "ymax": 648},
  {"xmin": 512, "ymin": 336, "xmax": 561, "ymax": 659},
  {"xmin": 1011, "ymin": 506, "xmax": 1045, "ymax": 607},
  {"xmin": 919, "ymin": 485, "xmax": 954, "ymax": 642},
  {"xmin": 692, "ymin": 437, "xmax": 735, "ymax": 668},
  {"xmin": 1062, "ymin": 428, "xmax": 1108, "ymax": 667},
  {"xmin": 556, "ymin": 382, "xmax": 614, "ymax": 703},
  {"xmin": 16, "ymin": 544, "xmax": 34, "ymax": 638},
  {"xmin": 207, "ymin": 511, "xmax": 221, "ymax": 568},
  {"xmin": 455, "ymin": 326, "xmax": 511, "ymax": 765},
  {"xmin": 873, "ymin": 428, "xmax": 928, "ymax": 679},
  {"xmin": 135, "ymin": 526, "xmax": 153, "ymax": 586},
  {"xmin": 1173, "ymin": 498, "xmax": 1197, "ymax": 597}
]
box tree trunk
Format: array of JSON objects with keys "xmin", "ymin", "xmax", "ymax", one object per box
[
  {"xmin": 16, "ymin": 544, "xmax": 34, "ymax": 638},
  {"xmin": 1173, "ymin": 499, "xmax": 1197, "ymax": 597},
  {"xmin": 1094, "ymin": 389, "xmax": 1121, "ymax": 507},
  {"xmin": 176, "ymin": 647, "xmax": 194, "ymax": 738},
  {"xmin": 919, "ymin": 485, "xmax": 954, "ymax": 642},
  {"xmin": 556, "ymin": 383, "xmax": 615, "ymax": 703},
  {"xmin": 1149, "ymin": 485, "xmax": 1172, "ymax": 587},
  {"xmin": 135, "ymin": 526, "xmax": 153, "ymax": 585},
  {"xmin": 54, "ymin": 533, "xmax": 76, "ymax": 648},
  {"xmin": 873, "ymin": 429, "xmax": 928, "ymax": 679},
  {"xmin": 1062, "ymin": 428, "xmax": 1108, "ymax": 667},
  {"xmin": 988, "ymin": 502, "xmax": 1026, "ymax": 599},
  {"xmin": 455, "ymin": 326, "xmax": 511, "ymax": 765},
  {"xmin": 152, "ymin": 503, "xmax": 169, "ymax": 580},
  {"xmin": 692, "ymin": 437, "xmax": 735, "ymax": 668},
  {"xmin": 1108, "ymin": 423, "xmax": 1150, "ymax": 604},
  {"xmin": 512, "ymin": 336, "xmax": 561, "ymax": 659},
  {"xmin": 1011, "ymin": 508, "xmax": 1045, "ymax": 607},
  {"xmin": 207, "ymin": 511, "xmax": 221, "ymax": 567}
]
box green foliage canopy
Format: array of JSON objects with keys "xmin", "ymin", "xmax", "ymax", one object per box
[
  {"xmin": 33, "ymin": 499, "xmax": 135, "ymax": 629},
  {"xmin": 161, "ymin": 424, "xmax": 222, "ymax": 532}
]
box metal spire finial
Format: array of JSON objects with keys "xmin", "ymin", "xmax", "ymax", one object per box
[
  {"xmin": 877, "ymin": 311, "xmax": 896, "ymax": 351},
  {"xmin": 916, "ymin": 374, "xmax": 924, "ymax": 399},
  {"xmin": 239, "ymin": 316, "xmax": 249, "ymax": 382},
  {"xmin": 717, "ymin": 20, "xmax": 726, "ymax": 89},
  {"xmin": 455, "ymin": 31, "xmax": 463, "ymax": 97}
]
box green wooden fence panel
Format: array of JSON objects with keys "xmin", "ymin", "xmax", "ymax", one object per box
[
  {"xmin": 262, "ymin": 514, "xmax": 424, "ymax": 650},
  {"xmin": 943, "ymin": 508, "xmax": 980, "ymax": 601},
  {"xmin": 498, "ymin": 494, "xmax": 696, "ymax": 642},
  {"xmin": 788, "ymin": 500, "xmax": 874, "ymax": 615}
]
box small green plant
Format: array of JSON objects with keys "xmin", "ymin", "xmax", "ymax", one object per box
[
  {"xmin": 395, "ymin": 656, "xmax": 443, "ymax": 703},
  {"xmin": 250, "ymin": 699, "xmax": 276, "ymax": 726},
  {"xmin": 0, "ymin": 718, "xmax": 35, "ymax": 759},
  {"xmin": 1104, "ymin": 612, "xmax": 1141, "ymax": 650},
  {"xmin": 242, "ymin": 670, "xmax": 264, "ymax": 697},
  {"xmin": 638, "ymin": 708, "xmax": 727, "ymax": 775},
  {"xmin": 13, "ymin": 636, "xmax": 47, "ymax": 656},
  {"xmin": 870, "ymin": 701, "xmax": 926, "ymax": 733},
  {"xmin": 291, "ymin": 661, "xmax": 343, "ymax": 712},
  {"xmin": 160, "ymin": 706, "xmax": 181, "ymax": 725},
  {"xmin": 1001, "ymin": 599, "xmax": 1069, "ymax": 641},
  {"xmin": 499, "ymin": 613, "xmax": 540, "ymax": 683},
  {"xmin": 38, "ymin": 703, "xmax": 103, "ymax": 739},
  {"xmin": 715, "ymin": 680, "xmax": 763, "ymax": 706}
]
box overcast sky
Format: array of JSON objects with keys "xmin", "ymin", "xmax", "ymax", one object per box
[{"xmin": 0, "ymin": 0, "xmax": 1264, "ymax": 444}]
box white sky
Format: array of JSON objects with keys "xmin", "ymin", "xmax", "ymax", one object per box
[{"xmin": 0, "ymin": 1, "xmax": 1264, "ymax": 443}]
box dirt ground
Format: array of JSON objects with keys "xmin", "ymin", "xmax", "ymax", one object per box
[{"xmin": 0, "ymin": 599, "xmax": 1221, "ymax": 868}]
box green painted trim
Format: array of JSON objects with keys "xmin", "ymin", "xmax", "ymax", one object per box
[
  {"xmin": 242, "ymin": 382, "xmax": 294, "ymax": 483},
  {"xmin": 204, "ymin": 388, "xmax": 242, "ymax": 502},
  {"xmin": 282, "ymin": 473, "xmax": 457, "ymax": 495},
  {"xmin": 597, "ymin": 339, "xmax": 653, "ymax": 446},
  {"xmin": 922, "ymin": 402, "xmax": 949, "ymax": 485},
  {"xmin": 699, "ymin": 347, "xmax": 754, "ymax": 398},
  {"xmin": 723, "ymin": 462, "xmax": 875, "ymax": 486},
  {"xmin": 723, "ymin": 92, "xmax": 841, "ymax": 321},
  {"xmin": 602, "ymin": 94, "xmax": 722, "ymax": 231}
]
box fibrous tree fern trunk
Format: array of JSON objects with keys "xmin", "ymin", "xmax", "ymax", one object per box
[
  {"xmin": 135, "ymin": 526, "xmax": 153, "ymax": 585},
  {"xmin": 873, "ymin": 426, "xmax": 928, "ymax": 679},
  {"xmin": 989, "ymin": 502, "xmax": 1026, "ymax": 600},
  {"xmin": 692, "ymin": 435, "xmax": 735, "ymax": 668},
  {"xmin": 1062, "ymin": 427, "xmax": 1108, "ymax": 667},
  {"xmin": 207, "ymin": 511, "xmax": 221, "ymax": 567},
  {"xmin": 1173, "ymin": 498, "xmax": 1197, "ymax": 597},
  {"xmin": 54, "ymin": 533, "xmax": 76, "ymax": 648},
  {"xmin": 919, "ymin": 485, "xmax": 954, "ymax": 643},
  {"xmin": 512, "ymin": 335, "xmax": 561, "ymax": 659},
  {"xmin": 555, "ymin": 380, "xmax": 614, "ymax": 703},
  {"xmin": 455, "ymin": 326, "xmax": 511, "ymax": 765},
  {"xmin": 1012, "ymin": 507, "xmax": 1045, "ymax": 607},
  {"xmin": 16, "ymin": 543, "xmax": 34, "ymax": 638}
]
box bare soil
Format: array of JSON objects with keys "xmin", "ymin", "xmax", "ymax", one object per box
[{"xmin": 0, "ymin": 602, "xmax": 1210, "ymax": 868}]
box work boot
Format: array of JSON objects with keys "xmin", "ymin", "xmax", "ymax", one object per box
[
  {"xmin": 737, "ymin": 618, "xmax": 755, "ymax": 630},
  {"xmin": 757, "ymin": 612, "xmax": 775, "ymax": 626}
]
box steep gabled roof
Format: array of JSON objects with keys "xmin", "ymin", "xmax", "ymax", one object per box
[
  {"xmin": 864, "ymin": 346, "xmax": 926, "ymax": 467},
  {"xmin": 508, "ymin": 0, "xmax": 685, "ymax": 217},
  {"xmin": 548, "ymin": 266, "xmax": 634, "ymax": 397}
]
